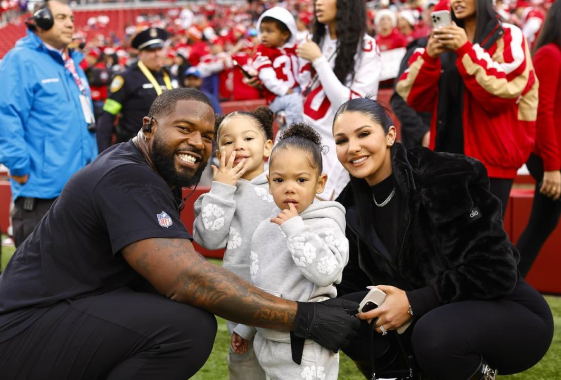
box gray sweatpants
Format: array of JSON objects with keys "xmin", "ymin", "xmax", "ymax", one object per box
[
  {"xmin": 253, "ymin": 333, "xmax": 339, "ymax": 380},
  {"xmin": 227, "ymin": 321, "xmax": 266, "ymax": 380}
]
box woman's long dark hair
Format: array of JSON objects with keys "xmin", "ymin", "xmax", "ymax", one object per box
[
  {"xmin": 533, "ymin": 0, "xmax": 561, "ymax": 54},
  {"xmin": 311, "ymin": 0, "xmax": 367, "ymax": 84},
  {"xmin": 334, "ymin": 98, "xmax": 394, "ymax": 235},
  {"xmin": 451, "ymin": 0, "xmax": 499, "ymax": 46}
]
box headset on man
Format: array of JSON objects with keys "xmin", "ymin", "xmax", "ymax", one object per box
[{"xmin": 25, "ymin": 1, "xmax": 54, "ymax": 31}]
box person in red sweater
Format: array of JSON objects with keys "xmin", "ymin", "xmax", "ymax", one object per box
[
  {"xmin": 517, "ymin": 0, "xmax": 561, "ymax": 277},
  {"xmin": 375, "ymin": 9, "xmax": 407, "ymax": 51},
  {"xmin": 396, "ymin": 0, "xmax": 538, "ymax": 216}
]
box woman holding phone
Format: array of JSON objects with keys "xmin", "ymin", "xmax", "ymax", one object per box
[
  {"xmin": 396, "ymin": 0, "xmax": 538, "ymax": 216},
  {"xmin": 296, "ymin": 0, "xmax": 381, "ymax": 200},
  {"xmin": 517, "ymin": 0, "xmax": 561, "ymax": 277},
  {"xmin": 333, "ymin": 97, "xmax": 553, "ymax": 380}
]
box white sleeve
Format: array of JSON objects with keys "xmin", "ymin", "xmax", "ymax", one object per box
[
  {"xmin": 233, "ymin": 324, "xmax": 257, "ymax": 340},
  {"xmin": 280, "ymin": 216, "xmax": 349, "ymax": 287},
  {"xmin": 312, "ymin": 38, "xmax": 381, "ymax": 109},
  {"xmin": 259, "ymin": 67, "xmax": 290, "ymax": 96},
  {"xmin": 197, "ymin": 57, "xmax": 226, "ymax": 77},
  {"xmin": 193, "ymin": 182, "xmax": 237, "ymax": 249}
]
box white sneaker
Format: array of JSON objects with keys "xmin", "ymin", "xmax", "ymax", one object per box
[{"xmin": 1, "ymin": 237, "xmax": 14, "ymax": 247}]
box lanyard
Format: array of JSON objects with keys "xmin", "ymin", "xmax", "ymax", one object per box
[
  {"xmin": 138, "ymin": 61, "xmax": 172, "ymax": 96},
  {"xmin": 64, "ymin": 52, "xmax": 86, "ymax": 94}
]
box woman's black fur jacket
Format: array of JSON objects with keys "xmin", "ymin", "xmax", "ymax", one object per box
[{"xmin": 336, "ymin": 143, "xmax": 519, "ymax": 318}]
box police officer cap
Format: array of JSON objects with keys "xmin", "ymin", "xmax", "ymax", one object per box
[{"xmin": 131, "ymin": 28, "xmax": 169, "ymax": 50}]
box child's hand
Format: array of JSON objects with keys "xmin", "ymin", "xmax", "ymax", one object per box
[
  {"xmin": 231, "ymin": 332, "xmax": 248, "ymax": 355},
  {"xmin": 212, "ymin": 149, "xmax": 248, "ymax": 186},
  {"xmin": 271, "ymin": 202, "xmax": 299, "ymax": 225}
]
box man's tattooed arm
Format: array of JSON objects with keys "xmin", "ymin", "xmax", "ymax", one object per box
[{"xmin": 121, "ymin": 238, "xmax": 296, "ymax": 331}]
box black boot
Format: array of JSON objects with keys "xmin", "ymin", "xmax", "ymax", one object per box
[
  {"xmin": 468, "ymin": 358, "xmax": 497, "ymax": 380},
  {"xmin": 354, "ymin": 360, "xmax": 374, "ymax": 380}
]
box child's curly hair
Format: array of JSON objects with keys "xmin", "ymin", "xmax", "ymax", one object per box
[
  {"xmin": 214, "ymin": 107, "xmax": 275, "ymax": 142},
  {"xmin": 270, "ymin": 122, "xmax": 325, "ymax": 174}
]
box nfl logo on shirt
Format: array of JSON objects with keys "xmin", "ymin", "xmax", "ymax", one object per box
[{"xmin": 157, "ymin": 211, "xmax": 173, "ymax": 228}]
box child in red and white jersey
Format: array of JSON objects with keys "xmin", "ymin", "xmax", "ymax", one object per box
[{"xmin": 254, "ymin": 7, "xmax": 303, "ymax": 130}]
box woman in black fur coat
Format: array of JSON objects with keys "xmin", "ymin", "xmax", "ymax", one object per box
[{"xmin": 332, "ymin": 98, "xmax": 553, "ymax": 380}]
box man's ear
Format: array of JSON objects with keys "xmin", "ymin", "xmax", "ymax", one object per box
[
  {"xmin": 316, "ymin": 173, "xmax": 328, "ymax": 194},
  {"xmin": 263, "ymin": 139, "xmax": 273, "ymax": 158}
]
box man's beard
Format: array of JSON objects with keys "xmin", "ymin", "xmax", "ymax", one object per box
[{"xmin": 151, "ymin": 134, "xmax": 207, "ymax": 189}]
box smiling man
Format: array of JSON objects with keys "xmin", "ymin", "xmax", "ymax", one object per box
[
  {"xmin": 0, "ymin": 88, "xmax": 360, "ymax": 379},
  {"xmin": 0, "ymin": 0, "xmax": 98, "ymax": 249}
]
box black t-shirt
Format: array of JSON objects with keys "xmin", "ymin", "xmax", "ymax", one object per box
[{"xmin": 0, "ymin": 141, "xmax": 191, "ymax": 342}]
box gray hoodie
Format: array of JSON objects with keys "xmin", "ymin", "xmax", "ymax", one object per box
[
  {"xmin": 193, "ymin": 172, "xmax": 275, "ymax": 282},
  {"xmin": 235, "ymin": 200, "xmax": 349, "ymax": 342}
]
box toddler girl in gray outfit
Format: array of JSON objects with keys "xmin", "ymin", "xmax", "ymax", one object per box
[
  {"xmin": 193, "ymin": 107, "xmax": 276, "ymax": 380},
  {"xmin": 232, "ymin": 123, "xmax": 349, "ymax": 380}
]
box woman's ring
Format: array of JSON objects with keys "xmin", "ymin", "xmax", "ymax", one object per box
[{"xmin": 380, "ymin": 326, "xmax": 387, "ymax": 336}]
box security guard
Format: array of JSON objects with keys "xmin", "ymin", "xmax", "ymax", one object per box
[{"xmin": 96, "ymin": 28, "xmax": 178, "ymax": 152}]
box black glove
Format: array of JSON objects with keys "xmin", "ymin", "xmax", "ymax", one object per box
[{"xmin": 293, "ymin": 298, "xmax": 360, "ymax": 353}]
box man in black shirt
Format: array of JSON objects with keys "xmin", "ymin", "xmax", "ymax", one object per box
[
  {"xmin": 0, "ymin": 88, "xmax": 359, "ymax": 379},
  {"xmin": 96, "ymin": 28, "xmax": 179, "ymax": 152}
]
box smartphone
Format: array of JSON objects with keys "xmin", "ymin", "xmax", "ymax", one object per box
[
  {"xmin": 359, "ymin": 287, "xmax": 413, "ymax": 335},
  {"xmin": 431, "ymin": 10, "xmax": 452, "ymax": 29},
  {"xmin": 232, "ymin": 59, "xmax": 254, "ymax": 79},
  {"xmin": 359, "ymin": 287, "xmax": 386, "ymax": 313}
]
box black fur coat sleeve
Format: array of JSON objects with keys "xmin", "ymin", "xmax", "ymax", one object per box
[{"xmin": 404, "ymin": 148, "xmax": 519, "ymax": 316}]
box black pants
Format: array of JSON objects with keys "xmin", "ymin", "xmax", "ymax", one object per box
[
  {"xmin": 0, "ymin": 287, "xmax": 217, "ymax": 380},
  {"xmin": 489, "ymin": 178, "xmax": 514, "ymax": 219},
  {"xmin": 11, "ymin": 197, "xmax": 56, "ymax": 248},
  {"xmin": 341, "ymin": 278, "xmax": 553, "ymax": 380},
  {"xmin": 516, "ymin": 154, "xmax": 561, "ymax": 277}
]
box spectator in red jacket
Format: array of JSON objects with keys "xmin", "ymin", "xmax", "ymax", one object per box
[
  {"xmin": 375, "ymin": 10, "xmax": 407, "ymax": 51},
  {"xmin": 517, "ymin": 0, "xmax": 561, "ymax": 277},
  {"xmin": 396, "ymin": 0, "xmax": 538, "ymax": 216}
]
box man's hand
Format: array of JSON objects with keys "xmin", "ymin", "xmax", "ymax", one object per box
[
  {"xmin": 212, "ymin": 149, "xmax": 248, "ymax": 186},
  {"xmin": 231, "ymin": 332, "xmax": 248, "ymax": 355},
  {"xmin": 357, "ymin": 285, "xmax": 412, "ymax": 334},
  {"xmin": 293, "ymin": 298, "xmax": 360, "ymax": 352},
  {"xmin": 271, "ymin": 202, "xmax": 299, "ymax": 226},
  {"xmin": 11, "ymin": 174, "xmax": 29, "ymax": 185}
]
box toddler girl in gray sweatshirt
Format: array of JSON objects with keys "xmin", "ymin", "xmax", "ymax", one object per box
[
  {"xmin": 232, "ymin": 123, "xmax": 349, "ymax": 380},
  {"xmin": 193, "ymin": 107, "xmax": 276, "ymax": 380}
]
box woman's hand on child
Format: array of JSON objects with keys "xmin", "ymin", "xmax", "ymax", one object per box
[
  {"xmin": 357, "ymin": 285, "xmax": 413, "ymax": 334},
  {"xmin": 231, "ymin": 332, "xmax": 248, "ymax": 355},
  {"xmin": 212, "ymin": 149, "xmax": 248, "ymax": 186},
  {"xmin": 271, "ymin": 202, "xmax": 299, "ymax": 225},
  {"xmin": 433, "ymin": 24, "xmax": 468, "ymax": 51},
  {"xmin": 297, "ymin": 37, "xmax": 322, "ymax": 62}
]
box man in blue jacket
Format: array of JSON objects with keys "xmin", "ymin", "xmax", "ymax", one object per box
[{"xmin": 0, "ymin": 0, "xmax": 98, "ymax": 247}]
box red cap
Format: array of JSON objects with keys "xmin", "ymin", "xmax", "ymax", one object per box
[
  {"xmin": 87, "ymin": 49, "xmax": 100, "ymax": 59},
  {"xmin": 515, "ymin": 0, "xmax": 531, "ymax": 8},
  {"xmin": 433, "ymin": 0, "xmax": 450, "ymax": 12}
]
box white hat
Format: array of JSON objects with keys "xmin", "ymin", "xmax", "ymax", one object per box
[
  {"xmin": 375, "ymin": 9, "xmax": 397, "ymax": 28},
  {"xmin": 257, "ymin": 7, "xmax": 298, "ymax": 47},
  {"xmin": 399, "ymin": 10, "xmax": 418, "ymax": 27}
]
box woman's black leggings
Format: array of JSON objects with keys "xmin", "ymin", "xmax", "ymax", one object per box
[
  {"xmin": 341, "ymin": 278, "xmax": 553, "ymax": 380},
  {"xmin": 516, "ymin": 154, "xmax": 561, "ymax": 276},
  {"xmin": 489, "ymin": 177, "xmax": 514, "ymax": 219}
]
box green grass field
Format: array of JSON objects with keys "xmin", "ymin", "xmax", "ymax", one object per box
[{"xmin": 1, "ymin": 242, "xmax": 559, "ymax": 379}]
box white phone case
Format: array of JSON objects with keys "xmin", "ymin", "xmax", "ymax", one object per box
[
  {"xmin": 431, "ymin": 10, "xmax": 452, "ymax": 29},
  {"xmin": 359, "ymin": 287, "xmax": 414, "ymax": 334}
]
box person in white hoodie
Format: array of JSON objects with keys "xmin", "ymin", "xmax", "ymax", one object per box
[
  {"xmin": 253, "ymin": 7, "xmax": 303, "ymax": 134},
  {"xmin": 193, "ymin": 107, "xmax": 276, "ymax": 380},
  {"xmin": 231, "ymin": 123, "xmax": 349, "ymax": 380}
]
